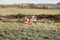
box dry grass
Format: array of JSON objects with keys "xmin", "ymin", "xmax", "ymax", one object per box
[
  {"xmin": 0, "ymin": 8, "xmax": 60, "ymax": 40},
  {"xmin": 0, "ymin": 8, "xmax": 60, "ymax": 16},
  {"xmin": 0, "ymin": 22, "xmax": 60, "ymax": 40},
  {"xmin": 0, "ymin": 22, "xmax": 60, "ymax": 30}
]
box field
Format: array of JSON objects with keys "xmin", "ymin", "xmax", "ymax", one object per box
[
  {"xmin": 0, "ymin": 8, "xmax": 60, "ymax": 16},
  {"xmin": 0, "ymin": 22, "xmax": 60, "ymax": 40},
  {"xmin": 0, "ymin": 8, "xmax": 60, "ymax": 40}
]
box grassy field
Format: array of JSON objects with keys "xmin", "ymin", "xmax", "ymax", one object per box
[
  {"xmin": 0, "ymin": 22, "xmax": 60, "ymax": 30},
  {"xmin": 0, "ymin": 8, "xmax": 60, "ymax": 40},
  {"xmin": 0, "ymin": 8, "xmax": 60, "ymax": 16},
  {"xmin": 0, "ymin": 22, "xmax": 60, "ymax": 40}
]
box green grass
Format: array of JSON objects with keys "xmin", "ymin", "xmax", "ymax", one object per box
[
  {"xmin": 0, "ymin": 22, "xmax": 60, "ymax": 40},
  {"xmin": 0, "ymin": 8, "xmax": 60, "ymax": 40},
  {"xmin": 0, "ymin": 22, "xmax": 60, "ymax": 30},
  {"xmin": 0, "ymin": 8, "xmax": 60, "ymax": 16}
]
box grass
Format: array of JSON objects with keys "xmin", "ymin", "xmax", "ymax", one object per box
[
  {"xmin": 0, "ymin": 22, "xmax": 60, "ymax": 30},
  {"xmin": 0, "ymin": 8, "xmax": 60, "ymax": 16},
  {"xmin": 0, "ymin": 22, "xmax": 60, "ymax": 40},
  {"xmin": 0, "ymin": 8, "xmax": 60, "ymax": 40}
]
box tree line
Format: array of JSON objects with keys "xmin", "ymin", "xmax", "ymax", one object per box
[{"xmin": 0, "ymin": 3, "xmax": 60, "ymax": 9}]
